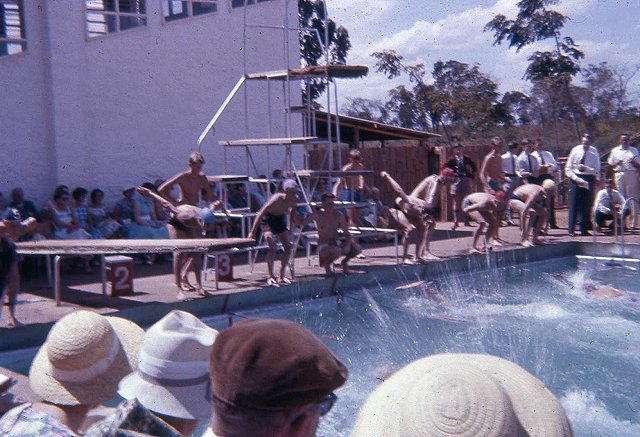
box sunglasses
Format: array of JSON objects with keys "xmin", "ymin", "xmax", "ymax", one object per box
[{"xmin": 317, "ymin": 392, "xmax": 337, "ymax": 417}]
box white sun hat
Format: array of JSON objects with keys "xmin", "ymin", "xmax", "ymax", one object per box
[
  {"xmin": 351, "ymin": 353, "xmax": 573, "ymax": 437},
  {"xmin": 118, "ymin": 310, "xmax": 218, "ymax": 420},
  {"xmin": 29, "ymin": 311, "xmax": 144, "ymax": 406}
]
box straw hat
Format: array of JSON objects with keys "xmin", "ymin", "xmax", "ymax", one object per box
[
  {"xmin": 30, "ymin": 311, "xmax": 144, "ymax": 406},
  {"xmin": 118, "ymin": 310, "xmax": 218, "ymax": 420},
  {"xmin": 352, "ymin": 353, "xmax": 573, "ymax": 437}
]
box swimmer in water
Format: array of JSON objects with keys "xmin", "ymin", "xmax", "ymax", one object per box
[{"xmin": 584, "ymin": 282, "xmax": 628, "ymax": 298}]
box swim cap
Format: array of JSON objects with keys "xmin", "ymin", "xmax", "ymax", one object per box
[
  {"xmin": 494, "ymin": 191, "xmax": 508, "ymax": 202},
  {"xmin": 199, "ymin": 207, "xmax": 216, "ymax": 225},
  {"xmin": 441, "ymin": 168, "xmax": 455, "ymax": 178},
  {"xmin": 542, "ymin": 179, "xmax": 556, "ymax": 193},
  {"xmin": 3, "ymin": 208, "xmax": 21, "ymax": 222},
  {"xmin": 282, "ymin": 179, "xmax": 297, "ymax": 191}
]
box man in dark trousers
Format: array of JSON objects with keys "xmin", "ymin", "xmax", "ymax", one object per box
[
  {"xmin": 446, "ymin": 143, "xmax": 477, "ymax": 228},
  {"xmin": 565, "ymin": 133, "xmax": 601, "ymax": 236}
]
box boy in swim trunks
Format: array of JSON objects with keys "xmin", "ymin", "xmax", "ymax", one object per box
[
  {"xmin": 300, "ymin": 192, "xmax": 362, "ymax": 276},
  {"xmin": 137, "ymin": 186, "xmax": 227, "ymax": 300},
  {"xmin": 462, "ymin": 191, "xmax": 508, "ymax": 253},
  {"xmin": 249, "ymin": 179, "xmax": 301, "ymax": 286}
]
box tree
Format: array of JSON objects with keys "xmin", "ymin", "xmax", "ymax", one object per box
[
  {"xmin": 299, "ymin": 0, "xmax": 351, "ymax": 104},
  {"xmin": 582, "ymin": 62, "xmax": 639, "ymax": 120},
  {"xmin": 485, "ymin": 0, "xmax": 584, "ymax": 139},
  {"xmin": 341, "ymin": 97, "xmax": 390, "ymax": 123},
  {"xmin": 500, "ymin": 91, "xmax": 534, "ymax": 126}
]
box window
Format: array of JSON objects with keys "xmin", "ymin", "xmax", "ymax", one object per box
[
  {"xmin": 163, "ymin": 1, "xmax": 217, "ymax": 22},
  {"xmin": 231, "ymin": 0, "xmax": 271, "ymax": 8},
  {"xmin": 85, "ymin": 0, "xmax": 147, "ymax": 39},
  {"xmin": 0, "ymin": 0, "xmax": 26, "ymax": 57}
]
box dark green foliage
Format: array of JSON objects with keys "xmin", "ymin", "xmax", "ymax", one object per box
[{"xmin": 299, "ymin": 0, "xmax": 351, "ymax": 104}]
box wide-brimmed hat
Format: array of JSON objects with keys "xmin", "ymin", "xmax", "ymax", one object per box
[
  {"xmin": 30, "ymin": 311, "xmax": 144, "ymax": 406},
  {"xmin": 352, "ymin": 353, "xmax": 573, "ymax": 437},
  {"xmin": 210, "ymin": 318, "xmax": 348, "ymax": 411},
  {"xmin": 119, "ymin": 310, "xmax": 218, "ymax": 420}
]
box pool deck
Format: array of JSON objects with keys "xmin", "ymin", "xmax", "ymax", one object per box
[{"xmin": 2, "ymin": 209, "xmax": 638, "ymax": 348}]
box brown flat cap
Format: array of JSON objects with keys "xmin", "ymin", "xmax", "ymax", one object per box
[{"xmin": 210, "ymin": 319, "xmax": 348, "ymax": 411}]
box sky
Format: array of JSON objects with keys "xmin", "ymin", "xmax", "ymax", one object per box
[{"xmin": 323, "ymin": 0, "xmax": 640, "ymax": 110}]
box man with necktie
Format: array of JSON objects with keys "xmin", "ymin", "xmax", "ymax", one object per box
[
  {"xmin": 517, "ymin": 139, "xmax": 539, "ymax": 185},
  {"xmin": 500, "ymin": 142, "xmax": 522, "ymax": 226},
  {"xmin": 533, "ymin": 138, "xmax": 559, "ymax": 229},
  {"xmin": 607, "ymin": 133, "xmax": 639, "ymax": 230},
  {"xmin": 565, "ymin": 133, "xmax": 601, "ymax": 236}
]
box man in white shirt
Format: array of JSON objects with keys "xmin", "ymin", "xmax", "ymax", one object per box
[
  {"xmin": 565, "ymin": 133, "xmax": 601, "ymax": 236},
  {"xmin": 593, "ymin": 179, "xmax": 629, "ymax": 233},
  {"xmin": 501, "ymin": 142, "xmax": 522, "ymax": 225},
  {"xmin": 607, "ymin": 133, "xmax": 639, "ymax": 229},
  {"xmin": 533, "ymin": 138, "xmax": 559, "ymax": 229},
  {"xmin": 517, "ymin": 139, "xmax": 540, "ymax": 185}
]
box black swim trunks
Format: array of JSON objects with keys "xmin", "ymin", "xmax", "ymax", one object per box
[
  {"xmin": 168, "ymin": 216, "xmax": 188, "ymax": 232},
  {"xmin": 0, "ymin": 236, "xmax": 17, "ymax": 293},
  {"xmin": 265, "ymin": 213, "xmax": 288, "ymax": 235}
]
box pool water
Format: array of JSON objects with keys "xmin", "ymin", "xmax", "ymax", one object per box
[
  {"xmin": 203, "ymin": 256, "xmax": 640, "ymax": 437},
  {"xmin": 2, "ymin": 256, "xmax": 639, "ymax": 436}
]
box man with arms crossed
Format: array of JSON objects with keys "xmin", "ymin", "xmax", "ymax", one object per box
[
  {"xmin": 300, "ymin": 193, "xmax": 361, "ymax": 276},
  {"xmin": 332, "ymin": 149, "xmax": 370, "ymax": 227},
  {"xmin": 250, "ymin": 179, "xmax": 300, "ymax": 286}
]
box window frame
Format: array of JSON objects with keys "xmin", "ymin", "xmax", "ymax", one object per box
[
  {"xmin": 0, "ymin": 0, "xmax": 27, "ymax": 58},
  {"xmin": 84, "ymin": 0, "xmax": 148, "ymax": 40},
  {"xmin": 230, "ymin": 0, "xmax": 271, "ymax": 10},
  {"xmin": 161, "ymin": 0, "xmax": 218, "ymax": 23}
]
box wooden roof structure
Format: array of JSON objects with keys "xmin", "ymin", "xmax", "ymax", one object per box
[{"xmin": 312, "ymin": 111, "xmax": 441, "ymax": 144}]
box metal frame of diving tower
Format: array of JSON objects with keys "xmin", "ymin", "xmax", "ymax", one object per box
[{"xmin": 196, "ymin": 0, "xmax": 368, "ymax": 203}]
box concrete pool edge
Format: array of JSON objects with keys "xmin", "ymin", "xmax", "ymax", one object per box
[{"xmin": 3, "ymin": 241, "xmax": 639, "ymax": 352}]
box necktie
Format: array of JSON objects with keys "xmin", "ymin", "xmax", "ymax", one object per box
[
  {"xmin": 580, "ymin": 150, "xmax": 587, "ymax": 165},
  {"xmin": 539, "ymin": 152, "xmax": 546, "ymax": 165},
  {"xmin": 527, "ymin": 154, "xmax": 533, "ymax": 172},
  {"xmin": 511, "ymin": 155, "xmax": 516, "ymax": 174}
]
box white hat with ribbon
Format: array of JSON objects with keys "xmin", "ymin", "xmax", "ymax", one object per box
[
  {"xmin": 351, "ymin": 353, "xmax": 573, "ymax": 437},
  {"xmin": 118, "ymin": 310, "xmax": 218, "ymax": 420},
  {"xmin": 29, "ymin": 311, "xmax": 144, "ymax": 405}
]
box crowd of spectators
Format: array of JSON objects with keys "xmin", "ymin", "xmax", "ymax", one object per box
[{"xmin": 0, "ymin": 310, "xmax": 574, "ymax": 436}]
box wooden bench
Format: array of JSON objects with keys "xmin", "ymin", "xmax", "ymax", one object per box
[{"xmin": 16, "ymin": 238, "xmax": 253, "ymax": 306}]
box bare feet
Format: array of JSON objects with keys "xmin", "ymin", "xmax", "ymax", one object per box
[
  {"xmin": 469, "ymin": 247, "xmax": 483, "ymax": 254},
  {"xmin": 423, "ymin": 252, "xmax": 441, "ymax": 260},
  {"xmin": 532, "ymin": 238, "xmax": 545, "ymax": 246},
  {"xmin": 266, "ymin": 277, "xmax": 279, "ymax": 287},
  {"xmin": 416, "ymin": 257, "xmax": 430, "ymax": 264},
  {"xmin": 402, "ymin": 258, "xmax": 415, "ymax": 265},
  {"xmin": 279, "ymin": 277, "xmax": 292, "ymax": 285},
  {"xmin": 342, "ymin": 260, "xmax": 364, "ymax": 274},
  {"xmin": 489, "ymin": 239, "xmax": 503, "ymax": 247},
  {"xmin": 179, "ymin": 283, "xmax": 196, "ymax": 292},
  {"xmin": 520, "ymin": 240, "xmax": 533, "ymax": 247},
  {"xmin": 451, "ymin": 222, "xmax": 459, "ymax": 231},
  {"xmin": 176, "ymin": 290, "xmax": 187, "ymax": 301},
  {"xmin": 7, "ymin": 315, "xmax": 17, "ymax": 328},
  {"xmin": 196, "ymin": 288, "xmax": 211, "ymax": 297}
]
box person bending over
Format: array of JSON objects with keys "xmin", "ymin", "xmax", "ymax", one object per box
[
  {"xmin": 249, "ymin": 179, "xmax": 301, "ymax": 286},
  {"xmin": 509, "ymin": 184, "xmax": 548, "ymax": 246},
  {"xmin": 137, "ymin": 186, "xmax": 227, "ymax": 300},
  {"xmin": 462, "ymin": 192, "xmax": 508, "ymax": 253}
]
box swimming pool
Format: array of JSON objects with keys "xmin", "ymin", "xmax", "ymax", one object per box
[
  {"xmin": 202, "ymin": 256, "xmax": 640, "ymax": 437},
  {"xmin": 2, "ymin": 255, "xmax": 639, "ymax": 436}
]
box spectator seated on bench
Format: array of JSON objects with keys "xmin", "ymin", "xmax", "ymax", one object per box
[{"xmin": 88, "ymin": 188, "xmax": 121, "ymax": 239}]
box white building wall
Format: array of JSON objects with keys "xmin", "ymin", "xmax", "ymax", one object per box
[{"xmin": 1, "ymin": 0, "xmax": 302, "ymax": 207}]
